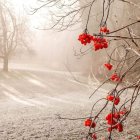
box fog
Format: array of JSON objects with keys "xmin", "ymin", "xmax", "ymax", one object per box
[{"xmin": 6, "ymin": 0, "xmax": 92, "ymax": 74}]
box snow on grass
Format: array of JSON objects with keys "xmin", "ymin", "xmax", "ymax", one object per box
[{"xmin": 0, "ymin": 70, "xmax": 139, "ymax": 140}]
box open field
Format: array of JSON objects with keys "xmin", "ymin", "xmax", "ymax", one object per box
[{"xmin": 0, "ymin": 69, "xmax": 139, "ymax": 140}]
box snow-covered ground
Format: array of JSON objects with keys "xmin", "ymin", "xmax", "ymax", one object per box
[{"xmin": 0, "ymin": 69, "xmax": 139, "ymax": 140}]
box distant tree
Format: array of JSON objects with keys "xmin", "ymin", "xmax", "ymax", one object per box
[{"xmin": 0, "ymin": 2, "xmax": 30, "ymax": 72}]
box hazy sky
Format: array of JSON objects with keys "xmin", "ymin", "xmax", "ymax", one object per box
[{"xmin": 10, "ymin": 0, "xmax": 48, "ymax": 29}]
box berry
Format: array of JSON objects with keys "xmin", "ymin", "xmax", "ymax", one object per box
[
  {"xmin": 84, "ymin": 119, "xmax": 92, "ymax": 127},
  {"xmin": 106, "ymin": 113, "xmax": 113, "ymax": 121},
  {"xmin": 84, "ymin": 119, "xmax": 96, "ymax": 128},
  {"xmin": 110, "ymin": 73, "xmax": 120, "ymax": 82},
  {"xmin": 104, "ymin": 63, "xmax": 113, "ymax": 70},
  {"xmin": 106, "ymin": 95, "xmax": 114, "ymax": 101},
  {"xmin": 114, "ymin": 97, "xmax": 120, "ymax": 105},
  {"xmin": 91, "ymin": 122, "xmax": 96, "ymax": 128},
  {"xmin": 117, "ymin": 123, "xmax": 123, "ymax": 132},
  {"xmin": 94, "ymin": 43, "xmax": 101, "ymax": 51},
  {"xmin": 114, "ymin": 113, "xmax": 120, "ymax": 119},
  {"xmin": 92, "ymin": 133, "xmax": 97, "ymax": 139}
]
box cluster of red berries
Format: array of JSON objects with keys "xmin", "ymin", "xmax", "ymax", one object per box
[
  {"xmin": 106, "ymin": 95, "xmax": 120, "ymax": 105},
  {"xmin": 78, "ymin": 32, "xmax": 109, "ymax": 51},
  {"xmin": 78, "ymin": 33, "xmax": 93, "ymax": 45},
  {"xmin": 100, "ymin": 26, "xmax": 110, "ymax": 33},
  {"xmin": 104, "ymin": 63, "xmax": 112, "ymax": 70},
  {"xmin": 92, "ymin": 37, "xmax": 108, "ymax": 51},
  {"xmin": 110, "ymin": 73, "xmax": 120, "ymax": 81},
  {"xmin": 84, "ymin": 119, "xmax": 97, "ymax": 139},
  {"xmin": 106, "ymin": 113, "xmax": 123, "ymax": 132}
]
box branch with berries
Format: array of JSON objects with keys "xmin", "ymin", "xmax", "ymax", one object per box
[
  {"xmin": 32, "ymin": 0, "xmax": 140, "ymax": 139},
  {"xmin": 58, "ymin": 0, "xmax": 140, "ymax": 139},
  {"xmin": 76, "ymin": 0, "xmax": 140, "ymax": 138}
]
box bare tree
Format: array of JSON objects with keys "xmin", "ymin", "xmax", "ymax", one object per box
[{"xmin": 0, "ymin": 2, "xmax": 30, "ymax": 72}]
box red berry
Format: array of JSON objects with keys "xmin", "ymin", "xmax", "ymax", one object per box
[
  {"xmin": 84, "ymin": 119, "xmax": 96, "ymax": 128},
  {"xmin": 110, "ymin": 73, "xmax": 120, "ymax": 82},
  {"xmin": 117, "ymin": 123, "xmax": 123, "ymax": 132},
  {"xmin": 106, "ymin": 95, "xmax": 114, "ymax": 101},
  {"xmin": 103, "ymin": 43, "xmax": 108, "ymax": 48},
  {"xmin": 84, "ymin": 119, "xmax": 92, "ymax": 127},
  {"xmin": 92, "ymin": 133, "xmax": 97, "ymax": 139},
  {"xmin": 91, "ymin": 122, "xmax": 96, "ymax": 128},
  {"xmin": 94, "ymin": 43, "xmax": 100, "ymax": 51},
  {"xmin": 114, "ymin": 113, "xmax": 120, "ymax": 119},
  {"xmin": 106, "ymin": 113, "xmax": 113, "ymax": 120},
  {"xmin": 114, "ymin": 97, "xmax": 120, "ymax": 105}
]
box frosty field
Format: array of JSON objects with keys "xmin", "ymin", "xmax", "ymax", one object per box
[{"xmin": 0, "ymin": 70, "xmax": 139, "ymax": 140}]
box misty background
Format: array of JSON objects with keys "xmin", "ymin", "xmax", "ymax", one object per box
[{"xmin": 1, "ymin": 0, "xmax": 92, "ymax": 74}]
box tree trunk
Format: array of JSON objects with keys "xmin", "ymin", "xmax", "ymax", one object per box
[{"xmin": 3, "ymin": 56, "xmax": 8, "ymax": 72}]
